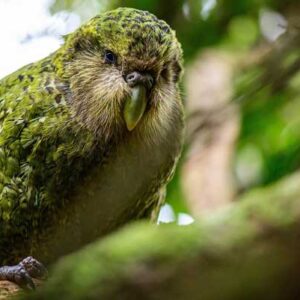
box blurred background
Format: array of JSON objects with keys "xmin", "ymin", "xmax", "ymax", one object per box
[{"xmin": 1, "ymin": 0, "xmax": 300, "ymax": 224}]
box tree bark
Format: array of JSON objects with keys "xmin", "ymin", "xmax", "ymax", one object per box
[
  {"xmin": 182, "ymin": 51, "xmax": 239, "ymax": 217},
  {"xmin": 18, "ymin": 171, "xmax": 300, "ymax": 300}
]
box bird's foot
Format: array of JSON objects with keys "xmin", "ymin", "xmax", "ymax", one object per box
[{"xmin": 0, "ymin": 256, "xmax": 48, "ymax": 290}]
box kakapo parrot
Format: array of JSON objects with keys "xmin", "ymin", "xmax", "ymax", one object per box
[{"xmin": 0, "ymin": 7, "xmax": 183, "ymax": 288}]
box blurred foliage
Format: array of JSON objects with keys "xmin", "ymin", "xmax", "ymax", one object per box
[{"xmin": 51, "ymin": 0, "xmax": 300, "ymax": 214}]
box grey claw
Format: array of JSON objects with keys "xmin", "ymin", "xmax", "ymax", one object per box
[
  {"xmin": 20, "ymin": 256, "xmax": 48, "ymax": 279},
  {"xmin": 0, "ymin": 256, "xmax": 47, "ymax": 290},
  {"xmin": 19, "ymin": 269, "xmax": 35, "ymax": 290},
  {"xmin": 5, "ymin": 265, "xmax": 36, "ymax": 290}
]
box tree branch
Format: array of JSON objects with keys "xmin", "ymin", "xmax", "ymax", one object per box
[{"xmin": 22, "ymin": 171, "xmax": 300, "ymax": 300}]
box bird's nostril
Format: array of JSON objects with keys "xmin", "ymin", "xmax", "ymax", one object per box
[
  {"xmin": 125, "ymin": 71, "xmax": 154, "ymax": 89},
  {"xmin": 125, "ymin": 72, "xmax": 139, "ymax": 84},
  {"xmin": 126, "ymin": 72, "xmax": 139, "ymax": 85},
  {"xmin": 127, "ymin": 74, "xmax": 135, "ymax": 81}
]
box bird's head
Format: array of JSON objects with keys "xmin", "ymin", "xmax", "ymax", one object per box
[{"xmin": 54, "ymin": 7, "xmax": 183, "ymax": 143}]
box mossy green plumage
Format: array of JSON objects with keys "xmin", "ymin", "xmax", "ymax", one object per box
[{"xmin": 0, "ymin": 8, "xmax": 183, "ymax": 264}]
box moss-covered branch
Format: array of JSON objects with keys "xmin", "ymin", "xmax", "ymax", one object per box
[{"xmin": 19, "ymin": 171, "xmax": 300, "ymax": 300}]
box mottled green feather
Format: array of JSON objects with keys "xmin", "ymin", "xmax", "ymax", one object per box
[
  {"xmin": 0, "ymin": 7, "xmax": 183, "ymax": 264},
  {"xmin": 0, "ymin": 57, "xmax": 102, "ymax": 261}
]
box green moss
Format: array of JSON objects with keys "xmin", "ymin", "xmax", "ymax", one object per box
[{"xmin": 25, "ymin": 172, "xmax": 300, "ymax": 299}]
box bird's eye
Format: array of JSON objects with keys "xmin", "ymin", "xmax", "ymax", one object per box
[{"xmin": 104, "ymin": 50, "xmax": 117, "ymax": 64}]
